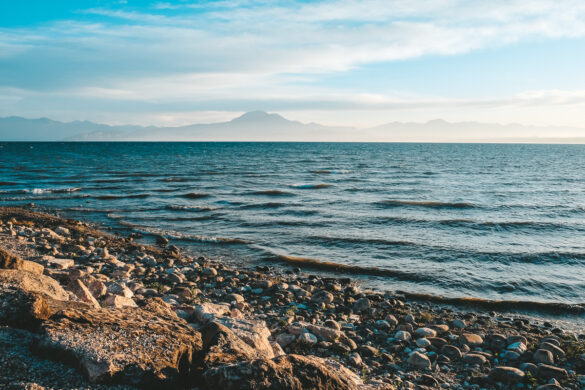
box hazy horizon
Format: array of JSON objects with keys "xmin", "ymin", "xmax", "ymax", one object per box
[
  {"xmin": 1, "ymin": 1, "xmax": 585, "ymax": 138},
  {"xmin": 3, "ymin": 110, "xmax": 585, "ymax": 142}
]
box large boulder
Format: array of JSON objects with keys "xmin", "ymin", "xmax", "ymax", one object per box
[
  {"xmin": 0, "ymin": 248, "xmax": 44, "ymax": 275},
  {"xmin": 35, "ymin": 300, "xmax": 203, "ymax": 387},
  {"xmin": 203, "ymin": 354, "xmax": 363, "ymax": 390}
]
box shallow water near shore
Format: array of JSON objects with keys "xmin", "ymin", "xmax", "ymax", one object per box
[{"xmin": 2, "ymin": 142, "xmax": 585, "ymax": 306}]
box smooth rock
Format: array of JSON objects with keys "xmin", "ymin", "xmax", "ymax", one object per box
[
  {"xmin": 464, "ymin": 353, "xmax": 488, "ymax": 366},
  {"xmin": 488, "ymin": 366, "xmax": 525, "ymax": 384},
  {"xmin": 277, "ymin": 333, "xmax": 297, "ymax": 347},
  {"xmin": 352, "ymin": 298, "xmax": 370, "ymax": 313},
  {"xmin": 298, "ymin": 332, "xmax": 318, "ymax": 345},
  {"xmin": 537, "ymin": 364, "xmax": 568, "ymax": 380},
  {"xmin": 395, "ymin": 331, "xmax": 411, "ymax": 342},
  {"xmin": 534, "ymin": 349, "xmax": 555, "ymax": 365},
  {"xmin": 415, "ymin": 327, "xmax": 437, "ymax": 338},
  {"xmin": 441, "ymin": 345, "xmax": 462, "ymax": 360},
  {"xmin": 311, "ymin": 290, "xmax": 334, "ymax": 305},
  {"xmin": 407, "ymin": 351, "xmax": 431, "ymax": 370},
  {"xmin": 459, "ymin": 333, "xmax": 483, "ymax": 347}
]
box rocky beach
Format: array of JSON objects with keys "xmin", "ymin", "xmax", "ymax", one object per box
[{"xmin": 1, "ymin": 205, "xmax": 585, "ymax": 389}]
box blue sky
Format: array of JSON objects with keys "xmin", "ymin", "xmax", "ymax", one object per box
[{"xmin": 1, "ymin": 0, "xmax": 585, "ymax": 129}]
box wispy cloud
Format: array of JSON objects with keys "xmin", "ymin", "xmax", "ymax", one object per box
[{"xmin": 1, "ymin": 0, "xmax": 585, "ymax": 127}]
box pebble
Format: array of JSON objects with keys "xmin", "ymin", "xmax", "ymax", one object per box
[
  {"xmin": 534, "ymin": 349, "xmax": 555, "ymax": 365},
  {"xmin": 407, "ymin": 351, "xmax": 431, "ymax": 370},
  {"xmin": 352, "ymin": 297, "xmax": 370, "ymax": 313}
]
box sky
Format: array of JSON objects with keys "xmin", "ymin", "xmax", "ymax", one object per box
[{"xmin": 1, "ymin": 0, "xmax": 585, "ymax": 130}]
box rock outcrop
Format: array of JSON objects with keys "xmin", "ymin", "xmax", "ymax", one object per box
[
  {"xmin": 203, "ymin": 354, "xmax": 363, "ymax": 390},
  {"xmin": 35, "ymin": 299, "xmax": 203, "ymax": 387}
]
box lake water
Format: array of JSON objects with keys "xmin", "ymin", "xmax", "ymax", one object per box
[{"xmin": 2, "ymin": 142, "xmax": 585, "ymax": 305}]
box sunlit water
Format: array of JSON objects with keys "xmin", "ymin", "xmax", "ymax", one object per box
[{"xmin": 2, "ymin": 142, "xmax": 585, "ymax": 305}]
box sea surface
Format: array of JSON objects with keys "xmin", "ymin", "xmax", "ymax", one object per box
[{"xmin": 2, "ymin": 142, "xmax": 585, "ymax": 305}]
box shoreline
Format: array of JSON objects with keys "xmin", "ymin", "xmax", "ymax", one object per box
[
  {"xmin": 41, "ymin": 204, "xmax": 585, "ymax": 318},
  {"xmin": 1, "ymin": 205, "xmax": 585, "ymax": 389}
]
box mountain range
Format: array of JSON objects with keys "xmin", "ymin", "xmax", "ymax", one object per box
[{"xmin": 1, "ymin": 111, "xmax": 584, "ymax": 142}]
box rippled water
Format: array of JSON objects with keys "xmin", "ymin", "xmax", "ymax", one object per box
[{"xmin": 2, "ymin": 142, "xmax": 585, "ymax": 304}]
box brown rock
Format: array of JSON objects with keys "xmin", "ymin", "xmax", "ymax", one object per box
[
  {"xmin": 216, "ymin": 317, "xmax": 274, "ymax": 359},
  {"xmin": 537, "ymin": 364, "xmax": 568, "ymax": 380},
  {"xmin": 440, "ymin": 345, "xmax": 462, "ymax": 360},
  {"xmin": 459, "ymin": 333, "xmax": 483, "ymax": 347},
  {"xmin": 463, "ymin": 353, "xmax": 488, "ymax": 366},
  {"xmin": 36, "ymin": 302, "xmax": 203, "ymax": 387},
  {"xmin": 199, "ymin": 322, "xmax": 269, "ymax": 367},
  {"xmin": 0, "ymin": 248, "xmax": 44, "ymax": 274},
  {"xmin": 534, "ymin": 349, "xmax": 554, "ymax": 365},
  {"xmin": 0, "ymin": 269, "xmax": 69, "ymax": 300},
  {"xmin": 203, "ymin": 354, "xmax": 362, "ymax": 390},
  {"xmin": 67, "ymin": 279, "xmax": 100, "ymax": 308},
  {"xmin": 85, "ymin": 278, "xmax": 107, "ymax": 298},
  {"xmin": 488, "ymin": 366, "xmax": 525, "ymax": 384},
  {"xmin": 103, "ymin": 294, "xmax": 137, "ymax": 308}
]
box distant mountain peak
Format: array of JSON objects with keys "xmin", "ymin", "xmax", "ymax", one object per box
[{"xmin": 231, "ymin": 111, "xmax": 288, "ymax": 123}]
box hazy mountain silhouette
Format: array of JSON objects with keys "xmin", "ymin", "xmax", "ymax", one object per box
[{"xmin": 1, "ymin": 111, "xmax": 584, "ymax": 142}]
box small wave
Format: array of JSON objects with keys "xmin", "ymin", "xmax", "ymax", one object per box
[
  {"xmin": 153, "ymin": 188, "xmax": 181, "ymax": 193},
  {"xmin": 27, "ymin": 187, "xmax": 82, "ymax": 194},
  {"xmin": 181, "ymin": 192, "xmax": 210, "ymax": 199},
  {"xmin": 310, "ymin": 169, "xmax": 349, "ymax": 174},
  {"xmin": 250, "ymin": 190, "xmax": 294, "ymax": 196},
  {"xmin": 282, "ymin": 209, "xmax": 319, "ymax": 216},
  {"xmin": 96, "ymin": 194, "xmax": 150, "ymax": 200},
  {"xmin": 179, "ymin": 234, "xmax": 250, "ymax": 245},
  {"xmin": 162, "ymin": 177, "xmax": 190, "ymax": 182},
  {"xmin": 1, "ymin": 194, "xmax": 90, "ymax": 201},
  {"xmin": 0, "ymin": 181, "xmax": 17, "ymax": 186},
  {"xmin": 376, "ymin": 200, "xmax": 476, "ymax": 209},
  {"xmin": 240, "ymin": 202, "xmax": 285, "ymax": 209},
  {"xmin": 267, "ymin": 254, "xmax": 427, "ymax": 281},
  {"xmin": 308, "ymin": 235, "xmax": 418, "ymax": 247},
  {"xmin": 164, "ymin": 205, "xmax": 218, "ymax": 212},
  {"xmin": 396, "ymin": 291, "xmax": 585, "ymax": 315},
  {"xmin": 292, "ymin": 183, "xmax": 331, "ymax": 189}
]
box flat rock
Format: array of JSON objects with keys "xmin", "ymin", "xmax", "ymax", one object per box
[
  {"xmin": 42, "ymin": 256, "xmax": 74, "ymax": 270},
  {"xmin": 103, "ymin": 294, "xmax": 137, "ymax": 308},
  {"xmin": 36, "ymin": 300, "xmax": 203, "ymax": 387},
  {"xmin": 191, "ymin": 302, "xmax": 230, "ymax": 323},
  {"xmin": 203, "ymin": 354, "xmax": 362, "ymax": 390}
]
